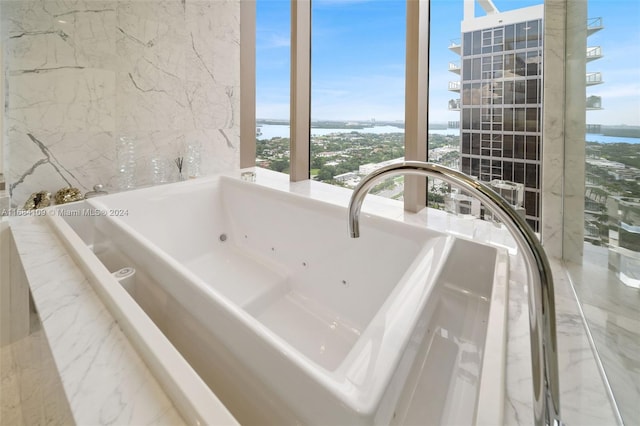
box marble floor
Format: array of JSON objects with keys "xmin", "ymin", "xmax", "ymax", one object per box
[
  {"xmin": 566, "ymin": 244, "xmax": 640, "ymax": 426},
  {"xmin": 0, "ymin": 310, "xmax": 74, "ymax": 425},
  {"xmin": 0, "ymin": 341, "xmax": 23, "ymax": 425}
]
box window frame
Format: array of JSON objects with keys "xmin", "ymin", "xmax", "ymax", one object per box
[
  {"xmin": 244, "ymin": 0, "xmax": 589, "ymax": 260},
  {"xmin": 277, "ymin": 0, "xmax": 429, "ymax": 212}
]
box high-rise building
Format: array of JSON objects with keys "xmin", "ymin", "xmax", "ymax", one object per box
[
  {"xmin": 448, "ymin": 0, "xmax": 603, "ymax": 232},
  {"xmin": 449, "ymin": 1, "xmax": 544, "ymax": 231}
]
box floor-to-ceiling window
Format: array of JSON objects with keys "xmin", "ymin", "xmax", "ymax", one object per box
[
  {"xmin": 255, "ymin": 0, "xmax": 406, "ymax": 198},
  {"xmin": 252, "ymin": 3, "xmax": 638, "ymax": 421},
  {"xmin": 255, "ymin": 1, "xmax": 291, "ymax": 173},
  {"xmin": 425, "ymin": 1, "xmax": 463, "ymax": 212},
  {"xmin": 309, "ymin": 1, "xmax": 405, "ymax": 196},
  {"xmin": 567, "ymin": 1, "xmax": 640, "ymax": 424}
]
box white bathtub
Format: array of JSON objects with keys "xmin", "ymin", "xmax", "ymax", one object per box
[{"xmin": 49, "ymin": 171, "xmax": 509, "ymax": 425}]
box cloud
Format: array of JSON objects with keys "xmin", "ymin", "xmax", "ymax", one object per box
[
  {"xmin": 311, "ymin": 72, "xmax": 405, "ymax": 116},
  {"xmin": 596, "ymin": 67, "xmax": 640, "ymax": 82},
  {"xmin": 257, "ymin": 33, "xmax": 291, "ymax": 49},
  {"xmin": 311, "ymin": 76, "xmax": 405, "ymax": 121},
  {"xmin": 313, "ymin": 0, "xmax": 375, "ymax": 6},
  {"xmin": 257, "ymin": 102, "xmax": 290, "ymax": 120},
  {"xmin": 593, "ymin": 82, "xmax": 640, "ymax": 99}
]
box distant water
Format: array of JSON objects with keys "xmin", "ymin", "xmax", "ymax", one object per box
[
  {"xmin": 257, "ymin": 125, "xmax": 639, "ymax": 144},
  {"xmin": 586, "ymin": 133, "xmax": 640, "ymax": 144},
  {"xmin": 256, "ymin": 124, "xmax": 290, "ymax": 140},
  {"xmin": 257, "ymin": 124, "xmax": 459, "ymax": 140}
]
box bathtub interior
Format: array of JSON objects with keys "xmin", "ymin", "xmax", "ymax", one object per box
[
  {"xmin": 52, "ymin": 175, "xmax": 508, "ymax": 425},
  {"xmin": 391, "ymin": 237, "xmax": 501, "ymax": 424},
  {"xmin": 85, "ymin": 176, "xmax": 451, "ymax": 373}
]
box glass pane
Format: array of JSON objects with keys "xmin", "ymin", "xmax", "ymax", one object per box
[
  {"xmin": 568, "ymin": 1, "xmax": 640, "ymax": 424},
  {"xmin": 310, "ymin": 1, "xmax": 406, "ymax": 198},
  {"xmin": 255, "ymin": 1, "xmax": 291, "ymax": 173}
]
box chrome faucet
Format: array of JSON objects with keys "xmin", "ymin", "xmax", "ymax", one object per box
[{"xmin": 347, "ymin": 161, "xmax": 562, "ymax": 426}]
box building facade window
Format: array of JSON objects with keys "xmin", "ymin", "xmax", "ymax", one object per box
[{"xmin": 458, "ymin": 15, "xmax": 543, "ymax": 231}]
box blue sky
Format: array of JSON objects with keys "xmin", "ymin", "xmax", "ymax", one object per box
[{"xmin": 256, "ymin": 0, "xmax": 640, "ymax": 126}]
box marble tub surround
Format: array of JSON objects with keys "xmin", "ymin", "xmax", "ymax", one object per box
[
  {"xmin": 567, "ymin": 244, "xmax": 640, "ymax": 426},
  {"xmin": 503, "ymin": 257, "xmax": 620, "ymax": 425},
  {"xmin": 2, "ymin": 0, "xmax": 240, "ymax": 207},
  {"xmin": 7, "ymin": 216, "xmax": 237, "ymax": 426}
]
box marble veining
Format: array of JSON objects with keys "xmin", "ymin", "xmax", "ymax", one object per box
[
  {"xmin": 2, "ymin": 0, "xmax": 240, "ymax": 207},
  {"xmin": 539, "ymin": 0, "xmax": 591, "ymax": 264},
  {"xmin": 9, "ymin": 133, "xmax": 75, "ymax": 194},
  {"xmin": 540, "ymin": 0, "xmax": 566, "ymax": 260},
  {"xmin": 502, "ymin": 253, "xmax": 618, "ymax": 425},
  {"xmin": 561, "ymin": 0, "xmax": 588, "ymax": 264},
  {"xmin": 583, "ymin": 304, "xmax": 640, "ymax": 425},
  {"xmin": 567, "ymin": 243, "xmax": 640, "ymax": 425}
]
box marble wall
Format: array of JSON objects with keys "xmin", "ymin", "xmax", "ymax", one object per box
[
  {"xmin": 1, "ymin": 0, "xmax": 241, "ymax": 207},
  {"xmin": 541, "ymin": 0, "xmax": 587, "ymax": 262}
]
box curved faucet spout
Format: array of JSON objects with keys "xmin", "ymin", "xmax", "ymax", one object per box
[{"xmin": 347, "ymin": 161, "xmax": 562, "ymax": 426}]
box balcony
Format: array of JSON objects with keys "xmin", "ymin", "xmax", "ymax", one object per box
[
  {"xmin": 448, "ymin": 61, "xmax": 461, "ymax": 74},
  {"xmin": 586, "ymin": 72, "xmax": 603, "ymax": 86},
  {"xmin": 587, "ymin": 17, "xmax": 603, "ymax": 36},
  {"xmin": 586, "ymin": 46, "xmax": 603, "ymax": 62},
  {"xmin": 586, "ymin": 124, "xmax": 602, "ymax": 133},
  {"xmin": 448, "ymin": 98, "xmax": 461, "ymax": 111},
  {"xmin": 448, "ymin": 81, "xmax": 461, "ymax": 92},
  {"xmin": 448, "ymin": 39, "xmax": 461, "ymax": 55},
  {"xmin": 586, "ymin": 95, "xmax": 603, "ymax": 110}
]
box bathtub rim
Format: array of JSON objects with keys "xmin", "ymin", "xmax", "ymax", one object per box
[
  {"xmin": 474, "ymin": 242, "xmax": 509, "ymax": 425},
  {"xmin": 83, "ymin": 175, "xmax": 460, "ymax": 418},
  {"xmin": 47, "ymin": 170, "xmax": 509, "ymax": 424},
  {"xmin": 46, "ymin": 207, "xmax": 238, "ymax": 426}
]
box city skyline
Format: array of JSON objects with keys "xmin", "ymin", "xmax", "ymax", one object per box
[{"xmin": 256, "ymin": 0, "xmax": 640, "ymax": 126}]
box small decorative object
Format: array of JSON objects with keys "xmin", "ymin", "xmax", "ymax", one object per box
[
  {"xmin": 54, "ymin": 187, "xmax": 83, "ymax": 204},
  {"xmin": 117, "ymin": 136, "xmax": 136, "ymax": 190},
  {"xmin": 23, "ymin": 191, "xmax": 51, "ymax": 210},
  {"xmin": 174, "ymin": 156, "xmax": 184, "ymax": 181},
  {"xmin": 241, "ymin": 171, "xmax": 256, "ymax": 182},
  {"xmin": 186, "ymin": 141, "xmax": 202, "ymax": 178},
  {"xmin": 84, "ymin": 184, "xmax": 108, "ymax": 199},
  {"xmin": 151, "ymin": 157, "xmax": 170, "ymax": 184}
]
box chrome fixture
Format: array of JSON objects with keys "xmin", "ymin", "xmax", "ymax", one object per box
[{"xmin": 347, "ymin": 161, "xmax": 562, "ymax": 426}]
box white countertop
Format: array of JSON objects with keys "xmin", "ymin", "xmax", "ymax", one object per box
[{"xmin": 5, "ymin": 167, "xmax": 620, "ymax": 425}]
